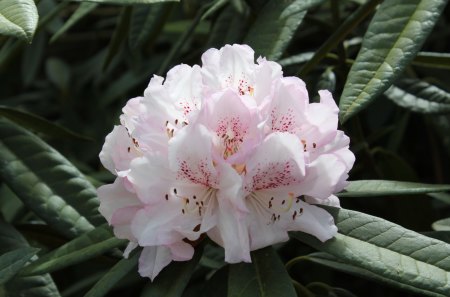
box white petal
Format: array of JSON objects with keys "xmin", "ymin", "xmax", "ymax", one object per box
[
  {"xmin": 244, "ymin": 132, "xmax": 305, "ymax": 193},
  {"xmin": 120, "ymin": 97, "xmax": 146, "ymax": 133},
  {"xmin": 99, "ymin": 126, "xmax": 137, "ymax": 175},
  {"xmin": 127, "ymin": 155, "xmax": 174, "ymax": 204},
  {"xmin": 305, "ymin": 194, "xmax": 341, "ymax": 208},
  {"xmin": 97, "ymin": 178, "xmax": 141, "ymax": 224},
  {"xmin": 290, "ymin": 202, "xmax": 337, "ymax": 242},
  {"xmin": 123, "ymin": 242, "xmax": 138, "ymax": 258},
  {"xmin": 168, "ymin": 241, "xmax": 194, "ymax": 261},
  {"xmin": 168, "ymin": 124, "xmax": 218, "ymax": 187},
  {"xmin": 138, "ymin": 246, "xmax": 172, "ymax": 281}
]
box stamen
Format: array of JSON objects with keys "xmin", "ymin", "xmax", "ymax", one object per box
[{"xmin": 165, "ymin": 194, "xmax": 169, "ymax": 200}]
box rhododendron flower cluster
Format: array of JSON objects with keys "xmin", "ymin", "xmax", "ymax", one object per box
[{"xmin": 98, "ymin": 44, "xmax": 355, "ymax": 280}]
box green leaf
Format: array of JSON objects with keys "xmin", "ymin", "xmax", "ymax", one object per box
[
  {"xmin": 292, "ymin": 207, "xmax": 450, "ymax": 297},
  {"xmin": 385, "ymin": 79, "xmax": 450, "ymax": 114},
  {"xmin": 206, "ymin": 4, "xmax": 248, "ymax": 48},
  {"xmin": 0, "ymin": 248, "xmax": 39, "ymax": 285},
  {"xmin": 413, "ymin": 51, "xmax": 450, "ymax": 70},
  {"xmin": 244, "ymin": 0, "xmax": 325, "ymax": 60},
  {"xmin": 50, "ymin": 2, "xmax": 98, "ymax": 43},
  {"xmin": 0, "ymin": 0, "xmax": 38, "ymax": 42},
  {"xmin": 20, "ymin": 224, "xmax": 125, "ymax": 276},
  {"xmin": 339, "ymin": 0, "xmax": 447, "ymax": 123},
  {"xmin": 103, "ymin": 7, "xmax": 132, "ymax": 70},
  {"xmin": 338, "ymin": 180, "xmax": 450, "ymax": 197},
  {"xmin": 22, "ymin": 32, "xmax": 46, "ymax": 86},
  {"xmin": 141, "ymin": 245, "xmax": 203, "ymax": 297},
  {"xmin": 129, "ymin": 2, "xmax": 172, "ymax": 50},
  {"xmin": 228, "ymin": 263, "xmax": 259, "ymax": 297},
  {"xmin": 0, "ymin": 220, "xmax": 60, "ymax": 297},
  {"xmin": 432, "ymin": 218, "xmax": 450, "ymax": 231},
  {"xmin": 0, "ymin": 118, "xmax": 102, "ymax": 238},
  {"xmin": 69, "ymin": 0, "xmax": 179, "ymax": 4},
  {"xmin": 84, "ymin": 252, "xmax": 139, "ymax": 297},
  {"xmin": 0, "ymin": 105, "xmax": 92, "ymax": 141},
  {"xmin": 46, "ymin": 58, "xmax": 71, "ymax": 92},
  {"xmin": 251, "ymin": 246, "xmax": 296, "ymax": 297}
]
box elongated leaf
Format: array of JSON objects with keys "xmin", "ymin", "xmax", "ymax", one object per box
[
  {"xmin": 0, "ymin": 105, "xmax": 92, "ymax": 141},
  {"xmin": 244, "ymin": 0, "xmax": 325, "ymax": 60},
  {"xmin": 84, "ymin": 252, "xmax": 139, "ymax": 297},
  {"xmin": 0, "ymin": 220, "xmax": 60, "ymax": 297},
  {"xmin": 22, "ymin": 32, "xmax": 46, "ymax": 86},
  {"xmin": 432, "ymin": 218, "xmax": 450, "ymax": 231},
  {"xmin": 103, "ymin": 7, "xmax": 131, "ymax": 70},
  {"xmin": 385, "ymin": 79, "xmax": 450, "ymax": 114},
  {"xmin": 338, "ymin": 180, "xmax": 450, "ymax": 197},
  {"xmin": 51, "ymin": 2, "xmax": 98, "ymax": 43},
  {"xmin": 0, "ymin": 248, "xmax": 39, "ymax": 285},
  {"xmin": 70, "ymin": 0, "xmax": 179, "ymax": 4},
  {"xmin": 305, "ymin": 252, "xmax": 427, "ymax": 294},
  {"xmin": 0, "ymin": 119, "xmax": 102, "ymax": 238},
  {"xmin": 413, "ymin": 51, "xmax": 450, "ymax": 70},
  {"xmin": 129, "ymin": 3, "xmax": 172, "ymax": 50},
  {"xmin": 20, "ymin": 224, "xmax": 125, "ymax": 276},
  {"xmin": 206, "ymin": 4, "xmax": 248, "ymax": 48},
  {"xmin": 0, "ymin": 0, "xmax": 38, "ymax": 42},
  {"xmin": 339, "ymin": 0, "xmax": 447, "ymax": 123},
  {"xmin": 228, "ymin": 263, "xmax": 259, "ymax": 297},
  {"xmin": 292, "ymin": 208, "xmax": 450, "ymax": 297},
  {"xmin": 141, "ymin": 246, "xmax": 203, "ymax": 297},
  {"xmin": 251, "ymin": 247, "xmax": 296, "ymax": 297}
]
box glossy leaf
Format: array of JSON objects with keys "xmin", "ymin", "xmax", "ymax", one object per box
[
  {"xmin": 244, "ymin": 0, "xmax": 325, "ymax": 60},
  {"xmin": 413, "ymin": 51, "xmax": 450, "ymax": 70},
  {"xmin": 432, "ymin": 218, "xmax": 450, "ymax": 231},
  {"xmin": 0, "ymin": 0, "xmax": 38, "ymax": 42},
  {"xmin": 50, "ymin": 2, "xmax": 98, "ymax": 43},
  {"xmin": 251, "ymin": 247, "xmax": 297, "ymax": 297},
  {"xmin": 0, "ymin": 119, "xmax": 102, "ymax": 238},
  {"xmin": 385, "ymin": 79, "xmax": 450, "ymax": 114},
  {"xmin": 20, "ymin": 224, "xmax": 125, "ymax": 276},
  {"xmin": 0, "ymin": 105, "xmax": 92, "ymax": 141},
  {"xmin": 338, "ymin": 180, "xmax": 450, "ymax": 197},
  {"xmin": 228, "ymin": 263, "xmax": 259, "ymax": 297},
  {"xmin": 292, "ymin": 208, "xmax": 450, "ymax": 297},
  {"xmin": 0, "ymin": 247, "xmax": 39, "ymax": 285},
  {"xmin": 69, "ymin": 0, "xmax": 179, "ymax": 4},
  {"xmin": 339, "ymin": 0, "xmax": 447, "ymax": 123},
  {"xmin": 140, "ymin": 245, "xmax": 203, "ymax": 297},
  {"xmin": 84, "ymin": 252, "xmax": 139, "ymax": 297},
  {"xmin": 129, "ymin": 3, "xmax": 172, "ymax": 50},
  {"xmin": 0, "ymin": 220, "xmax": 60, "ymax": 297}
]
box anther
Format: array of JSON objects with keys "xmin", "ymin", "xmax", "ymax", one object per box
[
  {"xmin": 182, "ymin": 209, "xmax": 185, "ymax": 214},
  {"xmin": 292, "ymin": 211, "xmax": 297, "ymax": 220},
  {"xmin": 165, "ymin": 194, "xmax": 168, "ymax": 200},
  {"xmin": 127, "ymin": 147, "xmax": 131, "ymax": 153},
  {"xmin": 313, "ymin": 143, "xmax": 317, "ymax": 148},
  {"xmin": 174, "ymin": 188, "xmax": 177, "ymax": 194}
]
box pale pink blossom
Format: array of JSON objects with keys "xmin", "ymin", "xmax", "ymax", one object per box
[{"xmin": 98, "ymin": 44, "xmax": 354, "ymax": 280}]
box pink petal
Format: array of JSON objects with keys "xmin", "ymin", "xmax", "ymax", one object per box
[
  {"xmin": 244, "ymin": 132, "xmax": 306, "ymax": 193},
  {"xmin": 168, "ymin": 241, "xmax": 194, "ymax": 261},
  {"xmin": 138, "ymin": 246, "xmax": 172, "ymax": 281}
]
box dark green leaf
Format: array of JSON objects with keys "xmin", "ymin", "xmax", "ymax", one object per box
[
  {"xmin": 0, "ymin": 118, "xmax": 102, "ymax": 238},
  {"xmin": 0, "ymin": 105, "xmax": 92, "ymax": 141},
  {"xmin": 0, "ymin": 247, "xmax": 39, "ymax": 285},
  {"xmin": 385, "ymin": 79, "xmax": 450, "ymax": 114},
  {"xmin": 69, "ymin": 0, "xmax": 179, "ymax": 4},
  {"xmin": 413, "ymin": 51, "xmax": 450, "ymax": 70},
  {"xmin": 22, "ymin": 32, "xmax": 46, "ymax": 87},
  {"xmin": 338, "ymin": 180, "xmax": 450, "ymax": 197},
  {"xmin": 251, "ymin": 247, "xmax": 296, "ymax": 297},
  {"xmin": 432, "ymin": 218, "xmax": 450, "ymax": 231},
  {"xmin": 244, "ymin": 0, "xmax": 325, "ymax": 60},
  {"xmin": 0, "ymin": 220, "xmax": 60, "ymax": 297},
  {"xmin": 50, "ymin": 2, "xmax": 98, "ymax": 43},
  {"xmin": 84, "ymin": 252, "xmax": 139, "ymax": 297},
  {"xmin": 292, "ymin": 208, "xmax": 450, "ymax": 297},
  {"xmin": 46, "ymin": 58, "xmax": 71, "ymax": 92},
  {"xmin": 129, "ymin": 3, "xmax": 173, "ymax": 50},
  {"xmin": 228, "ymin": 262, "xmax": 259, "ymax": 297},
  {"xmin": 20, "ymin": 224, "xmax": 125, "ymax": 276},
  {"xmin": 141, "ymin": 245, "xmax": 203, "ymax": 297},
  {"xmin": 103, "ymin": 7, "xmax": 132, "ymax": 70},
  {"xmin": 339, "ymin": 0, "xmax": 447, "ymax": 123},
  {"xmin": 0, "ymin": 0, "xmax": 38, "ymax": 42}
]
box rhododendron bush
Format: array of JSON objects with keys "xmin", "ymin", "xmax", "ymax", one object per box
[{"xmin": 0, "ymin": 1, "xmax": 450, "ymax": 297}]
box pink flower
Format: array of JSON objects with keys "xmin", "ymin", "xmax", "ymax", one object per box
[{"xmin": 98, "ymin": 44, "xmax": 354, "ymax": 280}]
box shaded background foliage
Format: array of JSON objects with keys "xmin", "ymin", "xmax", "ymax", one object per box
[{"xmin": 1, "ymin": 0, "xmax": 450, "ymax": 296}]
